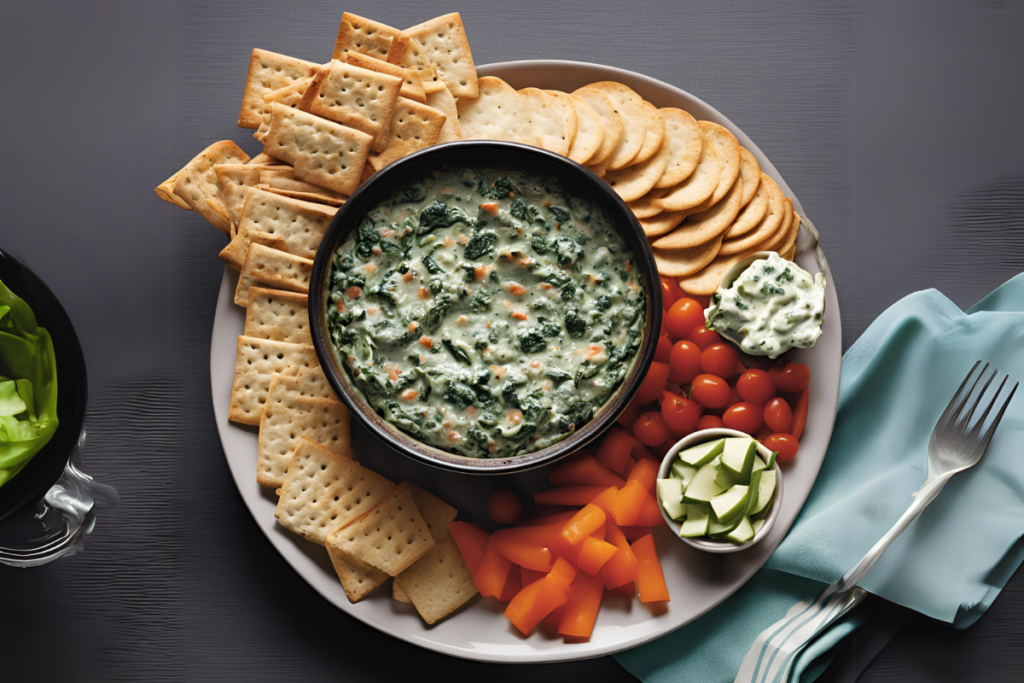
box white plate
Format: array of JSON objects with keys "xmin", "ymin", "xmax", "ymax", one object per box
[{"xmin": 210, "ymin": 60, "xmax": 842, "ymax": 663}]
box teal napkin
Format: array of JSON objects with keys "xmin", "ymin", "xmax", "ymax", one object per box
[{"xmin": 614, "ymin": 274, "xmax": 1024, "ymax": 683}]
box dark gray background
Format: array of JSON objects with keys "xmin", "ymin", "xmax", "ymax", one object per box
[{"xmin": 2, "ymin": 0, "xmax": 1023, "ymax": 680}]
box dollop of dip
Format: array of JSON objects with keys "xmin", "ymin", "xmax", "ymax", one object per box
[{"xmin": 705, "ymin": 252, "xmax": 825, "ymax": 358}]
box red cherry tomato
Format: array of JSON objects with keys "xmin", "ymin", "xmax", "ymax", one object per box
[
  {"xmin": 669, "ymin": 339, "xmax": 702, "ymax": 383},
  {"xmin": 763, "ymin": 433, "xmax": 800, "ymax": 462},
  {"xmin": 697, "ymin": 414, "xmax": 725, "ymax": 431},
  {"xmin": 634, "ymin": 412, "xmax": 671, "ymax": 447},
  {"xmin": 723, "ymin": 402, "xmax": 765, "ymax": 435},
  {"xmin": 661, "ymin": 394, "xmax": 701, "ymax": 434},
  {"xmin": 736, "ymin": 369, "xmax": 777, "ymax": 404},
  {"xmin": 635, "ymin": 361, "xmax": 671, "ymax": 404},
  {"xmin": 764, "ymin": 397, "xmax": 793, "ymax": 433},
  {"xmin": 488, "ymin": 489, "xmax": 522, "ymax": 525},
  {"xmin": 665, "ymin": 298, "xmax": 705, "ymax": 339},
  {"xmin": 686, "ymin": 325, "xmax": 722, "ymax": 350},
  {"xmin": 660, "ymin": 276, "xmax": 680, "ymax": 311},
  {"xmin": 654, "ymin": 335, "xmax": 672, "ymax": 364},
  {"xmin": 770, "ymin": 360, "xmax": 811, "ymax": 393},
  {"xmin": 690, "ymin": 374, "xmax": 731, "ymax": 409},
  {"xmin": 700, "ymin": 343, "xmax": 738, "ymax": 378}
]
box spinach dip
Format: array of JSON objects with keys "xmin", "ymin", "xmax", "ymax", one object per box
[{"xmin": 326, "ymin": 167, "xmax": 646, "ymax": 458}]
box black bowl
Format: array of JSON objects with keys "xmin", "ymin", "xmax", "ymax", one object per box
[
  {"xmin": 0, "ymin": 249, "xmax": 87, "ymax": 522},
  {"xmin": 309, "ymin": 141, "xmax": 661, "ymax": 474}
]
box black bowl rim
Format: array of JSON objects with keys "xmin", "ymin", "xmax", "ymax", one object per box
[
  {"xmin": 0, "ymin": 248, "xmax": 88, "ymax": 522},
  {"xmin": 309, "ymin": 140, "xmax": 661, "ymax": 474}
]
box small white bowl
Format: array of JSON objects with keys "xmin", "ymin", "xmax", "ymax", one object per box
[{"xmin": 656, "ymin": 427, "xmax": 784, "ymax": 554}]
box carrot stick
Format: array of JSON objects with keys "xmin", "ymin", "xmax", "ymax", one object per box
[
  {"xmin": 632, "ymin": 533, "xmax": 670, "ymax": 602},
  {"xmin": 577, "ymin": 536, "xmax": 620, "ymax": 576},
  {"xmin": 558, "ymin": 569, "xmax": 605, "ymax": 639},
  {"xmin": 449, "ymin": 521, "xmax": 489, "ymax": 575},
  {"xmin": 475, "ymin": 537, "xmax": 512, "ymax": 598},
  {"xmin": 560, "ymin": 504, "xmax": 607, "ymax": 545}
]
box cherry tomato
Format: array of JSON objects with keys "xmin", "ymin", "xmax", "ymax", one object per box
[
  {"xmin": 700, "ymin": 343, "xmax": 738, "ymax": 378},
  {"xmin": 488, "ymin": 489, "xmax": 522, "ymax": 525},
  {"xmin": 665, "ymin": 298, "xmax": 705, "ymax": 338},
  {"xmin": 770, "ymin": 360, "xmax": 811, "ymax": 393},
  {"xmin": 660, "ymin": 276, "xmax": 679, "ymax": 311},
  {"xmin": 791, "ymin": 388, "xmax": 809, "ymax": 439},
  {"xmin": 634, "ymin": 412, "xmax": 671, "ymax": 447},
  {"xmin": 686, "ymin": 325, "xmax": 722, "ymax": 350},
  {"xmin": 736, "ymin": 369, "xmax": 777, "ymax": 404},
  {"xmin": 690, "ymin": 374, "xmax": 731, "ymax": 409},
  {"xmin": 697, "ymin": 414, "xmax": 725, "ymax": 431},
  {"xmin": 723, "ymin": 402, "xmax": 764, "ymax": 435},
  {"xmin": 763, "ymin": 433, "xmax": 800, "ymax": 462},
  {"xmin": 764, "ymin": 397, "xmax": 793, "ymax": 433},
  {"xmin": 669, "ymin": 340, "xmax": 702, "ymax": 383},
  {"xmin": 654, "ymin": 335, "xmax": 672, "ymax": 363},
  {"xmin": 661, "ymin": 394, "xmax": 701, "ymax": 434},
  {"xmin": 635, "ymin": 361, "xmax": 671, "ymax": 405}
]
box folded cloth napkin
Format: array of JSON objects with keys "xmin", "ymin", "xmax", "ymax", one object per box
[{"xmin": 614, "ymin": 274, "xmax": 1024, "ymax": 683}]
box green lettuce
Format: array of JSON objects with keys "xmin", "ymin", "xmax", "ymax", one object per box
[{"xmin": 0, "ymin": 279, "xmax": 58, "ymax": 487}]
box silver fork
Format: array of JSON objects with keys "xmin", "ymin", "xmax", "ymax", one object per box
[{"xmin": 735, "ymin": 361, "xmax": 1018, "ymax": 683}]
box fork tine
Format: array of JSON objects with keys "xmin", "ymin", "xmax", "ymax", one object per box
[
  {"xmin": 969, "ymin": 375, "xmax": 1009, "ymax": 438},
  {"xmin": 960, "ymin": 366, "xmax": 997, "ymax": 429},
  {"xmin": 938, "ymin": 361, "xmax": 983, "ymax": 429},
  {"xmin": 977, "ymin": 381, "xmax": 1018, "ymax": 454}
]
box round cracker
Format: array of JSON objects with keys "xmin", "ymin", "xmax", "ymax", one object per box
[
  {"xmin": 631, "ymin": 102, "xmax": 665, "ymax": 166},
  {"xmin": 653, "ymin": 234, "xmax": 723, "ymax": 277},
  {"xmin": 655, "ymin": 141, "xmax": 720, "ymax": 211},
  {"xmin": 571, "ymin": 88, "xmax": 624, "ymax": 166},
  {"xmin": 719, "ymin": 174, "xmax": 784, "ymax": 255},
  {"xmin": 565, "ymin": 94, "xmax": 605, "ymax": 164},
  {"xmin": 698, "ymin": 121, "xmax": 741, "ymax": 205},
  {"xmin": 761, "ymin": 197, "xmax": 796, "ymax": 254},
  {"xmin": 724, "ymin": 177, "xmax": 769, "ymax": 239},
  {"xmin": 640, "ymin": 209, "xmax": 688, "ymax": 238},
  {"xmin": 656, "ymin": 108, "xmax": 703, "ymax": 189},
  {"xmin": 652, "ymin": 175, "xmax": 744, "ymax": 249},
  {"xmin": 518, "ymin": 88, "xmax": 569, "ymax": 155},
  {"xmin": 737, "ymin": 148, "xmax": 761, "ymax": 208},
  {"xmin": 678, "ymin": 248, "xmax": 762, "ymax": 296},
  {"xmin": 543, "ymin": 90, "xmax": 578, "ymax": 152},
  {"xmin": 457, "ymin": 76, "xmax": 539, "ymax": 145},
  {"xmin": 584, "ymin": 82, "xmax": 648, "ymax": 170},
  {"xmin": 604, "ymin": 133, "xmax": 670, "ymax": 202},
  {"xmin": 628, "ymin": 187, "xmax": 668, "ymax": 219}
]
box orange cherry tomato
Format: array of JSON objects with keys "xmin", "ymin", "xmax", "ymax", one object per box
[
  {"xmin": 488, "ymin": 489, "xmax": 523, "ymax": 525},
  {"xmin": 654, "ymin": 335, "xmax": 672, "ymax": 364},
  {"xmin": 722, "ymin": 402, "xmax": 764, "ymax": 435},
  {"xmin": 763, "ymin": 433, "xmax": 800, "ymax": 462},
  {"xmin": 633, "ymin": 412, "xmax": 671, "ymax": 447},
  {"xmin": 700, "ymin": 343, "xmax": 738, "ymax": 378},
  {"xmin": 697, "ymin": 414, "xmax": 725, "ymax": 431},
  {"xmin": 690, "ymin": 374, "xmax": 731, "ymax": 409},
  {"xmin": 764, "ymin": 397, "xmax": 793, "ymax": 434},
  {"xmin": 770, "ymin": 360, "xmax": 811, "ymax": 393},
  {"xmin": 736, "ymin": 369, "xmax": 777, "ymax": 404},
  {"xmin": 686, "ymin": 325, "xmax": 721, "ymax": 350},
  {"xmin": 665, "ymin": 298, "xmax": 705, "ymax": 339},
  {"xmin": 635, "ymin": 361, "xmax": 671, "ymax": 405},
  {"xmin": 660, "ymin": 276, "xmax": 679, "ymax": 311},
  {"xmin": 661, "ymin": 394, "xmax": 701, "ymax": 435},
  {"xmin": 668, "ymin": 340, "xmax": 702, "ymax": 383},
  {"xmin": 791, "ymin": 388, "xmax": 809, "ymax": 439}
]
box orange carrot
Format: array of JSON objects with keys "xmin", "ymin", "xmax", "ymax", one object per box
[
  {"xmin": 558, "ymin": 569, "xmax": 605, "ymax": 639},
  {"xmin": 505, "ymin": 560, "xmax": 574, "ymax": 635},
  {"xmin": 534, "ymin": 486, "xmax": 610, "ymax": 507},
  {"xmin": 596, "ymin": 427, "xmax": 639, "ymax": 475},
  {"xmin": 632, "ymin": 534, "xmax": 670, "ymax": 603},
  {"xmin": 602, "ymin": 520, "xmax": 640, "ymax": 588},
  {"xmin": 498, "ymin": 564, "xmax": 522, "ymax": 602},
  {"xmin": 577, "ymin": 537, "xmax": 620, "ymax": 576},
  {"xmin": 490, "ymin": 534, "xmax": 553, "ymax": 572},
  {"xmin": 480, "ymin": 202, "xmax": 499, "ymax": 215},
  {"xmin": 610, "ymin": 479, "xmax": 648, "ymax": 526},
  {"xmin": 475, "ymin": 537, "xmax": 512, "ymax": 598},
  {"xmin": 635, "ymin": 492, "xmax": 664, "ymax": 527},
  {"xmin": 549, "ymin": 557, "xmax": 577, "ymax": 590},
  {"xmin": 561, "ymin": 504, "xmax": 607, "ymax": 545},
  {"xmin": 548, "ymin": 456, "xmax": 626, "ymax": 488},
  {"xmin": 627, "ymin": 458, "xmax": 659, "ymax": 494},
  {"xmin": 449, "ymin": 521, "xmax": 489, "ymax": 575},
  {"xmin": 589, "ymin": 486, "xmax": 620, "ymax": 515}
]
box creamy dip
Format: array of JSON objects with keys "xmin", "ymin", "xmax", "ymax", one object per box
[
  {"xmin": 705, "ymin": 252, "xmax": 825, "ymax": 358},
  {"xmin": 326, "ymin": 167, "xmax": 646, "ymax": 458}
]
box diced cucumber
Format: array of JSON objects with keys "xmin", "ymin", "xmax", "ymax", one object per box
[
  {"xmin": 681, "ymin": 462, "xmax": 724, "ymax": 503},
  {"xmin": 679, "ymin": 504, "xmax": 710, "ymax": 537},
  {"xmin": 708, "ymin": 513, "xmax": 742, "ymax": 537},
  {"xmin": 749, "ymin": 469, "xmax": 777, "ymax": 516},
  {"xmin": 751, "ymin": 455, "xmax": 769, "ymax": 473},
  {"xmin": 657, "ymin": 478, "xmax": 687, "ymax": 521},
  {"xmin": 721, "ymin": 437, "xmax": 758, "ymax": 484},
  {"xmin": 752, "ymin": 518, "xmax": 765, "ymax": 534},
  {"xmin": 679, "ymin": 438, "xmax": 725, "ymax": 467},
  {"xmin": 726, "ymin": 516, "xmax": 755, "ymax": 543},
  {"xmin": 744, "ymin": 469, "xmax": 764, "ymax": 516},
  {"xmin": 670, "ymin": 460, "xmax": 698, "ymax": 488},
  {"xmin": 710, "ymin": 484, "xmax": 750, "ymax": 525}
]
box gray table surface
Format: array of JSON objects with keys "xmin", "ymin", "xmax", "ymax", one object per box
[{"xmin": 3, "ymin": 1, "xmax": 1023, "ymax": 680}]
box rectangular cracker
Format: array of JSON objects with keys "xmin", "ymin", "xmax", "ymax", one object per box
[
  {"xmin": 407, "ymin": 484, "xmax": 457, "ymax": 542},
  {"xmin": 155, "ymin": 171, "xmax": 191, "ymax": 210},
  {"xmin": 234, "ymin": 243, "xmax": 313, "ymax": 307},
  {"xmin": 327, "ymin": 544, "xmax": 389, "ymax": 603},
  {"xmin": 238, "ymin": 48, "xmax": 319, "ymax": 128},
  {"xmin": 257, "ymin": 386, "xmax": 350, "ymax": 489},
  {"xmin": 278, "ymin": 364, "xmax": 338, "ymax": 401},
  {"xmin": 264, "ymin": 104, "xmax": 373, "ymax": 195},
  {"xmin": 171, "ymin": 141, "xmax": 250, "ymax": 234},
  {"xmin": 228, "ymin": 336, "xmax": 318, "ymax": 425},
  {"xmin": 396, "ymin": 35, "xmax": 443, "ymax": 94},
  {"xmin": 425, "ymin": 85, "xmax": 461, "ymax": 143},
  {"xmin": 393, "ymin": 580, "xmax": 412, "ymax": 603},
  {"xmin": 326, "ymin": 482, "xmax": 435, "ymax": 576},
  {"xmin": 368, "ymin": 97, "xmax": 446, "ymax": 171},
  {"xmin": 275, "ymin": 437, "xmax": 395, "ymax": 543},
  {"xmin": 243, "ymin": 287, "xmax": 311, "ymax": 344},
  {"xmin": 404, "ymin": 13, "xmax": 478, "ymax": 98},
  {"xmin": 255, "ymin": 76, "xmax": 315, "ymax": 143},
  {"xmin": 220, "ymin": 187, "xmax": 337, "ymax": 270},
  {"xmin": 344, "ymin": 52, "xmax": 426, "ymax": 104},
  {"xmin": 396, "ymin": 537, "xmax": 478, "ymax": 625},
  {"xmin": 214, "ymin": 164, "xmax": 263, "ymax": 226},
  {"xmin": 331, "ymin": 13, "xmax": 409, "ymax": 64},
  {"xmin": 305, "ymin": 61, "xmax": 403, "ymax": 152}
]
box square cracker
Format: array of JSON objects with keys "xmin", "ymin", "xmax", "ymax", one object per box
[
  {"xmin": 264, "ymin": 104, "xmax": 373, "ymax": 195},
  {"xmin": 344, "ymin": 52, "xmax": 426, "ymax": 104},
  {"xmin": 327, "ymin": 544, "xmax": 389, "ymax": 603},
  {"xmin": 234, "ymin": 243, "xmax": 313, "ymax": 307},
  {"xmin": 278, "ymin": 364, "xmax": 337, "ymax": 401},
  {"xmin": 407, "ymin": 484, "xmax": 457, "ymax": 543},
  {"xmin": 243, "ymin": 287, "xmax": 311, "ymax": 343},
  {"xmin": 425, "ymin": 85, "xmax": 461, "ymax": 143},
  {"xmin": 326, "ymin": 482, "xmax": 435, "ymax": 576},
  {"xmin": 331, "ymin": 12, "xmax": 409, "ymax": 64},
  {"xmin": 238, "ymin": 48, "xmax": 318, "ymax": 128},
  {"xmin": 255, "ymin": 76, "xmax": 315, "ymax": 143},
  {"xmin": 155, "ymin": 171, "xmax": 191, "ymax": 210},
  {"xmin": 275, "ymin": 437, "xmax": 395, "ymax": 544},
  {"xmin": 220, "ymin": 187, "xmax": 337, "ymax": 270},
  {"xmin": 393, "ymin": 580, "xmax": 412, "ymax": 603},
  {"xmin": 171, "ymin": 141, "xmax": 249, "ymax": 234},
  {"xmin": 228, "ymin": 336, "xmax": 318, "ymax": 425},
  {"xmin": 214, "ymin": 164, "xmax": 263, "ymax": 226},
  {"xmin": 257, "ymin": 383, "xmax": 350, "ymax": 489},
  {"xmin": 305, "ymin": 61, "xmax": 403, "ymax": 152},
  {"xmin": 396, "ymin": 537, "xmax": 478, "ymax": 625},
  {"xmin": 404, "ymin": 13, "xmax": 478, "ymax": 98},
  {"xmin": 368, "ymin": 97, "xmax": 446, "ymax": 171}
]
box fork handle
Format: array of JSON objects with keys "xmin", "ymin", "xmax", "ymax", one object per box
[{"xmin": 838, "ymin": 473, "xmax": 951, "ymax": 590}]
